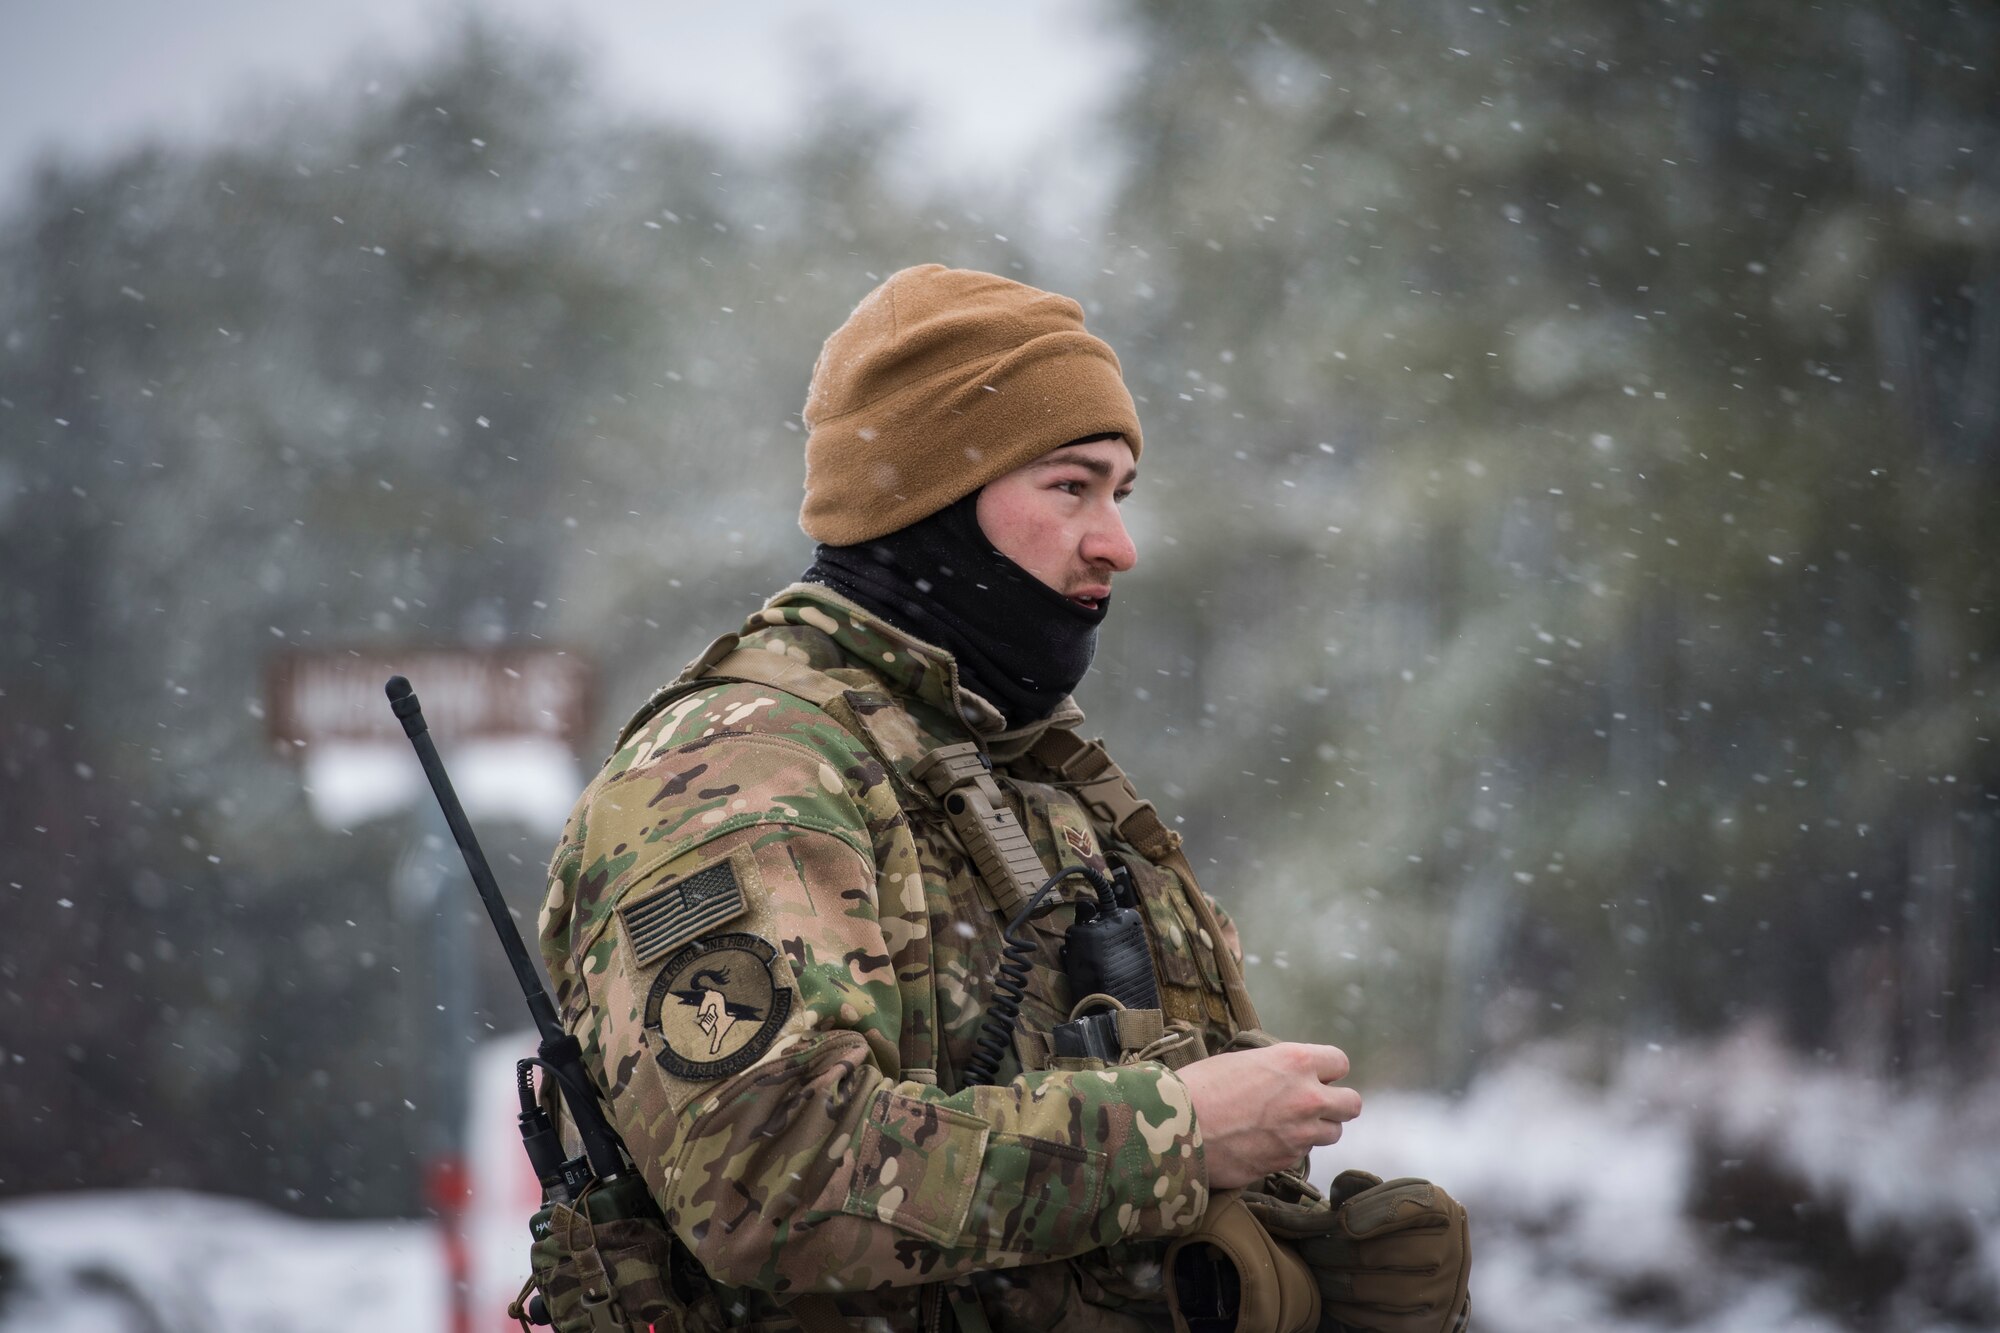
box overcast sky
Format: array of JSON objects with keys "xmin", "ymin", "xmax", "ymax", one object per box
[{"xmin": 0, "ymin": 0, "xmax": 1135, "ymax": 220}]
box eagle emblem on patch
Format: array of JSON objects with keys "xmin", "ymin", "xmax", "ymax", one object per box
[{"xmin": 644, "ymin": 933, "xmax": 793, "ymax": 1080}]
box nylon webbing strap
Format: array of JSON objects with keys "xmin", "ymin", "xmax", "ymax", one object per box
[
  {"xmin": 1030, "ymin": 728, "xmax": 1176, "ymax": 858},
  {"xmin": 789, "ymin": 1277, "xmax": 990, "ymax": 1329},
  {"xmin": 949, "ymin": 1285, "xmax": 996, "ymax": 1333},
  {"xmin": 701, "ymin": 650, "xmax": 1047, "ymax": 921},
  {"xmin": 1030, "ymin": 729, "xmax": 1263, "ymax": 1033},
  {"xmin": 787, "ymin": 1295, "xmax": 849, "ymax": 1333},
  {"xmin": 659, "ymin": 646, "xmax": 1045, "ymax": 922}
]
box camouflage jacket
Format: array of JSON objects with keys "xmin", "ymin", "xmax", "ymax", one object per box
[{"xmin": 540, "ymin": 585, "xmax": 1254, "ymax": 1331}]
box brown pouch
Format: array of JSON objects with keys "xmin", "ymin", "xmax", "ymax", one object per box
[
  {"xmin": 1166, "ymin": 1191, "xmax": 1322, "ymax": 1333},
  {"xmin": 1243, "ymin": 1171, "xmax": 1471, "ymax": 1333},
  {"xmin": 517, "ymin": 1177, "xmax": 688, "ymax": 1333}
]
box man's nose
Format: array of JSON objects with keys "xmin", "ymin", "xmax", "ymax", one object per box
[{"xmin": 1082, "ymin": 503, "xmax": 1138, "ymax": 573}]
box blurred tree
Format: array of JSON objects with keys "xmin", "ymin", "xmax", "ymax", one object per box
[
  {"xmin": 1095, "ymin": 0, "xmax": 2000, "ymax": 1084},
  {"xmin": 5, "ymin": 0, "xmax": 1997, "ymax": 1227},
  {"xmin": 0, "ymin": 19, "xmax": 1048, "ymax": 1214},
  {"xmin": 0, "ymin": 23, "xmax": 685, "ymax": 1213}
]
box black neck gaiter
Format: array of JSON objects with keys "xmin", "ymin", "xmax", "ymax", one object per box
[{"xmin": 802, "ymin": 492, "xmax": 1106, "ymax": 727}]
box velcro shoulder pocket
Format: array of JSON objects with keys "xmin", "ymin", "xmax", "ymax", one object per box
[{"xmin": 843, "ymin": 1088, "xmax": 990, "ymax": 1247}]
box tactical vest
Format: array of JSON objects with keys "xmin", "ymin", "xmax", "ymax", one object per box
[
  {"xmin": 617, "ymin": 632, "xmax": 1263, "ymax": 1070},
  {"xmin": 554, "ymin": 633, "xmax": 1261, "ymax": 1333}
]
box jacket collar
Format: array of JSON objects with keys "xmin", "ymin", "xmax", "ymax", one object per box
[{"xmin": 740, "ymin": 583, "xmax": 1084, "ymax": 751}]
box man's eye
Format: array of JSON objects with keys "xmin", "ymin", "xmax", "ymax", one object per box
[{"xmin": 1054, "ymin": 480, "xmax": 1085, "ymax": 495}]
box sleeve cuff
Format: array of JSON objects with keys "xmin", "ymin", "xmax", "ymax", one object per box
[{"xmin": 1092, "ymin": 1061, "xmax": 1209, "ymax": 1240}]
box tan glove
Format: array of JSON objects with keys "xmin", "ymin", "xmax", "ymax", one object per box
[
  {"xmin": 1243, "ymin": 1171, "xmax": 1471, "ymax": 1333},
  {"xmin": 1166, "ymin": 1191, "xmax": 1322, "ymax": 1333}
]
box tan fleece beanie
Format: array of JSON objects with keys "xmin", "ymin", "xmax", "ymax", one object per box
[{"xmin": 800, "ymin": 264, "xmax": 1144, "ymax": 545}]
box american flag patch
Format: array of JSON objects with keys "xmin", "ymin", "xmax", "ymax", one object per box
[{"xmin": 620, "ymin": 857, "xmax": 749, "ymax": 968}]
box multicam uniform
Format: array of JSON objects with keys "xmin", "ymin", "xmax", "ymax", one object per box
[{"xmin": 539, "ymin": 585, "xmax": 1258, "ymax": 1331}]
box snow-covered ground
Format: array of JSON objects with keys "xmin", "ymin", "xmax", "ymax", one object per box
[
  {"xmin": 0, "ymin": 1191, "xmax": 445, "ymax": 1332},
  {"xmin": 4, "ymin": 1030, "xmax": 1995, "ymax": 1331},
  {"xmin": 1319, "ymin": 1029, "xmax": 2000, "ymax": 1332}
]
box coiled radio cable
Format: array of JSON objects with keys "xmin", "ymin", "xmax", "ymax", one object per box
[{"xmin": 962, "ymin": 864, "xmax": 1116, "ymax": 1087}]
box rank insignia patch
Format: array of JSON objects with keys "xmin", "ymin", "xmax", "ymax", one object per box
[
  {"xmin": 644, "ymin": 932, "xmax": 794, "ymax": 1080},
  {"xmin": 619, "ymin": 856, "xmax": 749, "ymax": 969}
]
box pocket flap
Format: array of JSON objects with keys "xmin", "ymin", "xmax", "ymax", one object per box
[{"xmin": 844, "ymin": 1089, "xmax": 990, "ymax": 1248}]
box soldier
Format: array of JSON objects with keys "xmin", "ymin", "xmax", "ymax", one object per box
[{"xmin": 540, "ymin": 266, "xmax": 1461, "ymax": 1332}]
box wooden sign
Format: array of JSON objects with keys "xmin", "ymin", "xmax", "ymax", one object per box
[{"xmin": 267, "ymin": 647, "xmax": 593, "ymax": 749}]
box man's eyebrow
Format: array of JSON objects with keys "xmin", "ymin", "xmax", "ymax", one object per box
[{"xmin": 1037, "ymin": 453, "xmax": 1140, "ymax": 487}]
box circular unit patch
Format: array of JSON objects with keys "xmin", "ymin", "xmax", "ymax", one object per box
[{"xmin": 644, "ymin": 932, "xmax": 794, "ymax": 1081}]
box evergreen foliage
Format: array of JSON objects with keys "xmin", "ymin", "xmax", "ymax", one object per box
[{"xmin": 1, "ymin": 5, "xmax": 1995, "ymax": 1217}]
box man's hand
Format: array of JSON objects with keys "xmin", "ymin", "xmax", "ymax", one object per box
[{"xmin": 1178, "ymin": 1043, "xmax": 1362, "ymax": 1190}]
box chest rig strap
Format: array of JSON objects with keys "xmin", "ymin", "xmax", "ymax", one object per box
[
  {"xmin": 649, "ymin": 641, "xmax": 1040, "ymax": 914},
  {"xmin": 909, "ymin": 743, "xmax": 1042, "ymax": 916},
  {"xmin": 1029, "ymin": 728, "xmax": 1264, "ymax": 1034},
  {"xmin": 689, "ymin": 650, "xmax": 1044, "ymax": 921}
]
